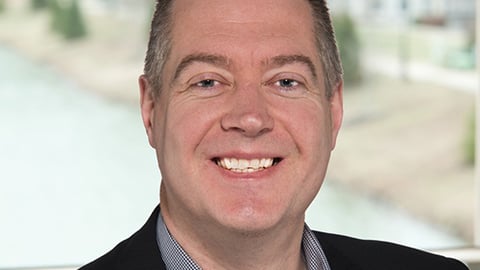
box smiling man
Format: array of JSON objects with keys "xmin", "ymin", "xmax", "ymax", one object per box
[{"xmin": 80, "ymin": 0, "xmax": 468, "ymax": 269}]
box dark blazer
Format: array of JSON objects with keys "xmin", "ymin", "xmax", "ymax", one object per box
[{"xmin": 79, "ymin": 206, "xmax": 468, "ymax": 270}]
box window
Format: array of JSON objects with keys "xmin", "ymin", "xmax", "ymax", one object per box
[
  {"xmin": 0, "ymin": 0, "xmax": 478, "ymax": 268},
  {"xmin": 305, "ymin": 0, "xmax": 478, "ymax": 265}
]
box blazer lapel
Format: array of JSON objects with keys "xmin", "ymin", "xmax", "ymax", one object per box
[
  {"xmin": 117, "ymin": 206, "xmax": 166, "ymax": 270},
  {"xmin": 314, "ymin": 231, "xmax": 363, "ymax": 270}
]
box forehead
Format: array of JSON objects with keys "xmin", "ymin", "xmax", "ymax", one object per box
[
  {"xmin": 167, "ymin": 0, "xmax": 319, "ymax": 68},
  {"xmin": 171, "ymin": 0, "xmax": 313, "ymax": 21}
]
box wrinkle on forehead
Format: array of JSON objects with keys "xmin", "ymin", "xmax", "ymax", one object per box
[
  {"xmin": 173, "ymin": 0, "xmax": 312, "ymax": 26},
  {"xmin": 171, "ymin": 0, "xmax": 315, "ymax": 41}
]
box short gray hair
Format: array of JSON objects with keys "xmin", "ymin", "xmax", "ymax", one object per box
[
  {"xmin": 143, "ymin": 0, "xmax": 343, "ymax": 99},
  {"xmin": 143, "ymin": 0, "xmax": 173, "ymax": 97}
]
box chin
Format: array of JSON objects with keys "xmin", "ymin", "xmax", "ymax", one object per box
[{"xmin": 213, "ymin": 204, "xmax": 288, "ymax": 235}]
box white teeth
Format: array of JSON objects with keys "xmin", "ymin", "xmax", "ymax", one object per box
[
  {"xmin": 259, "ymin": 158, "xmax": 274, "ymax": 168},
  {"xmin": 239, "ymin": 159, "xmax": 249, "ymax": 170},
  {"xmin": 215, "ymin": 158, "xmax": 277, "ymax": 173},
  {"xmin": 230, "ymin": 158, "xmax": 238, "ymax": 168},
  {"xmin": 224, "ymin": 158, "xmax": 231, "ymax": 168}
]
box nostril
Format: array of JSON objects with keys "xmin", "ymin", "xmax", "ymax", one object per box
[
  {"xmin": 221, "ymin": 125, "xmax": 244, "ymax": 132},
  {"xmin": 220, "ymin": 111, "xmax": 274, "ymax": 137}
]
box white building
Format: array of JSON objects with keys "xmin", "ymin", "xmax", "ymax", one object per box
[{"xmin": 328, "ymin": 0, "xmax": 475, "ymax": 28}]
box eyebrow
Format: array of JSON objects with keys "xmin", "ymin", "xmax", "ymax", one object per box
[
  {"xmin": 173, "ymin": 53, "xmax": 230, "ymax": 82},
  {"xmin": 265, "ymin": 55, "xmax": 318, "ymax": 80},
  {"xmin": 172, "ymin": 53, "xmax": 318, "ymax": 83}
]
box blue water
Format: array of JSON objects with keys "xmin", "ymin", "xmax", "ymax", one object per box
[{"xmin": 0, "ymin": 46, "xmax": 463, "ymax": 268}]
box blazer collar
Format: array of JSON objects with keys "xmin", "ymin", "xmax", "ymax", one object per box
[
  {"xmin": 116, "ymin": 205, "xmax": 166, "ymax": 270},
  {"xmin": 314, "ymin": 231, "xmax": 362, "ymax": 270}
]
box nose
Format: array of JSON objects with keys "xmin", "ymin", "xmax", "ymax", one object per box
[{"xmin": 220, "ymin": 85, "xmax": 274, "ymax": 137}]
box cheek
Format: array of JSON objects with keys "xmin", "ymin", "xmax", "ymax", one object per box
[
  {"xmin": 280, "ymin": 101, "xmax": 332, "ymax": 185},
  {"xmin": 281, "ymin": 101, "xmax": 332, "ymax": 150},
  {"xmin": 161, "ymin": 101, "xmax": 221, "ymax": 161}
]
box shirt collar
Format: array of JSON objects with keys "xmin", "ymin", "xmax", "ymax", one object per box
[
  {"xmin": 157, "ymin": 211, "xmax": 330, "ymax": 270},
  {"xmin": 303, "ymin": 224, "xmax": 331, "ymax": 270},
  {"xmin": 156, "ymin": 212, "xmax": 201, "ymax": 269}
]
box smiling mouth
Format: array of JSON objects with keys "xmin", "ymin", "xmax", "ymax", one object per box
[{"xmin": 213, "ymin": 157, "xmax": 282, "ymax": 173}]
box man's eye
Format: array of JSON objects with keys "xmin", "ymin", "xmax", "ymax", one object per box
[
  {"xmin": 195, "ymin": 79, "xmax": 218, "ymax": 88},
  {"xmin": 268, "ymin": 76, "xmax": 308, "ymax": 98},
  {"xmin": 276, "ymin": 79, "xmax": 299, "ymax": 88},
  {"xmin": 188, "ymin": 78, "xmax": 225, "ymax": 97}
]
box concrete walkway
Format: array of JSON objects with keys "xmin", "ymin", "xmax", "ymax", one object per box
[{"xmin": 363, "ymin": 52, "xmax": 478, "ymax": 93}]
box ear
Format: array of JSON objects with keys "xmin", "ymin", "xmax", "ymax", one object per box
[
  {"xmin": 329, "ymin": 80, "xmax": 344, "ymax": 150},
  {"xmin": 139, "ymin": 75, "xmax": 157, "ymax": 148}
]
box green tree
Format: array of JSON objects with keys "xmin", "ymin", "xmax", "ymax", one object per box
[
  {"xmin": 31, "ymin": 0, "xmax": 49, "ymax": 10},
  {"xmin": 62, "ymin": 0, "xmax": 87, "ymax": 40},
  {"xmin": 333, "ymin": 14, "xmax": 362, "ymax": 85},
  {"xmin": 48, "ymin": 0, "xmax": 64, "ymax": 34},
  {"xmin": 0, "ymin": 0, "xmax": 5, "ymax": 13},
  {"xmin": 49, "ymin": 0, "xmax": 87, "ymax": 40}
]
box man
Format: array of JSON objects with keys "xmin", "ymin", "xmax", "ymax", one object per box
[{"xmin": 80, "ymin": 0, "xmax": 468, "ymax": 269}]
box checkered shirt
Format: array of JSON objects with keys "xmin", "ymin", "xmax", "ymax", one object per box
[{"xmin": 157, "ymin": 212, "xmax": 331, "ymax": 270}]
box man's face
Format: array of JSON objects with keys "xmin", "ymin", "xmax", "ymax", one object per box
[{"xmin": 141, "ymin": 0, "xmax": 342, "ymax": 233}]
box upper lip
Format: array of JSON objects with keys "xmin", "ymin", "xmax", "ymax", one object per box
[{"xmin": 208, "ymin": 151, "xmax": 284, "ymax": 161}]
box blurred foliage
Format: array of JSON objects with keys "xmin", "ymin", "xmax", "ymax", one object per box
[
  {"xmin": 31, "ymin": 0, "xmax": 49, "ymax": 10},
  {"xmin": 49, "ymin": 0, "xmax": 87, "ymax": 40},
  {"xmin": 48, "ymin": 0, "xmax": 64, "ymax": 33},
  {"xmin": 333, "ymin": 13, "xmax": 362, "ymax": 86},
  {"xmin": 62, "ymin": 0, "xmax": 87, "ymax": 39},
  {"xmin": 464, "ymin": 108, "xmax": 475, "ymax": 165},
  {"xmin": 0, "ymin": 0, "xmax": 5, "ymax": 13}
]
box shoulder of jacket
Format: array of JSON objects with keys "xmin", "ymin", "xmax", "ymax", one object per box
[{"xmin": 313, "ymin": 231, "xmax": 469, "ymax": 270}]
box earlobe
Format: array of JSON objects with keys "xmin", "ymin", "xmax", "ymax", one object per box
[
  {"xmin": 329, "ymin": 80, "xmax": 344, "ymax": 150},
  {"xmin": 139, "ymin": 75, "xmax": 156, "ymax": 148}
]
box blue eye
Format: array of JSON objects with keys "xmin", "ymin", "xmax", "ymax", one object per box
[
  {"xmin": 196, "ymin": 79, "xmax": 218, "ymax": 88},
  {"xmin": 276, "ymin": 79, "xmax": 299, "ymax": 88}
]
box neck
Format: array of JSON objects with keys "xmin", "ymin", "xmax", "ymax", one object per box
[{"xmin": 160, "ymin": 199, "xmax": 306, "ymax": 270}]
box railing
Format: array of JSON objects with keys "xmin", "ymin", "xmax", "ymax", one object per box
[{"xmin": 434, "ymin": 248, "xmax": 480, "ymax": 269}]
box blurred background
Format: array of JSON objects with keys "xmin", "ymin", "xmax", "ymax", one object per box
[{"xmin": 0, "ymin": 0, "xmax": 478, "ymax": 268}]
